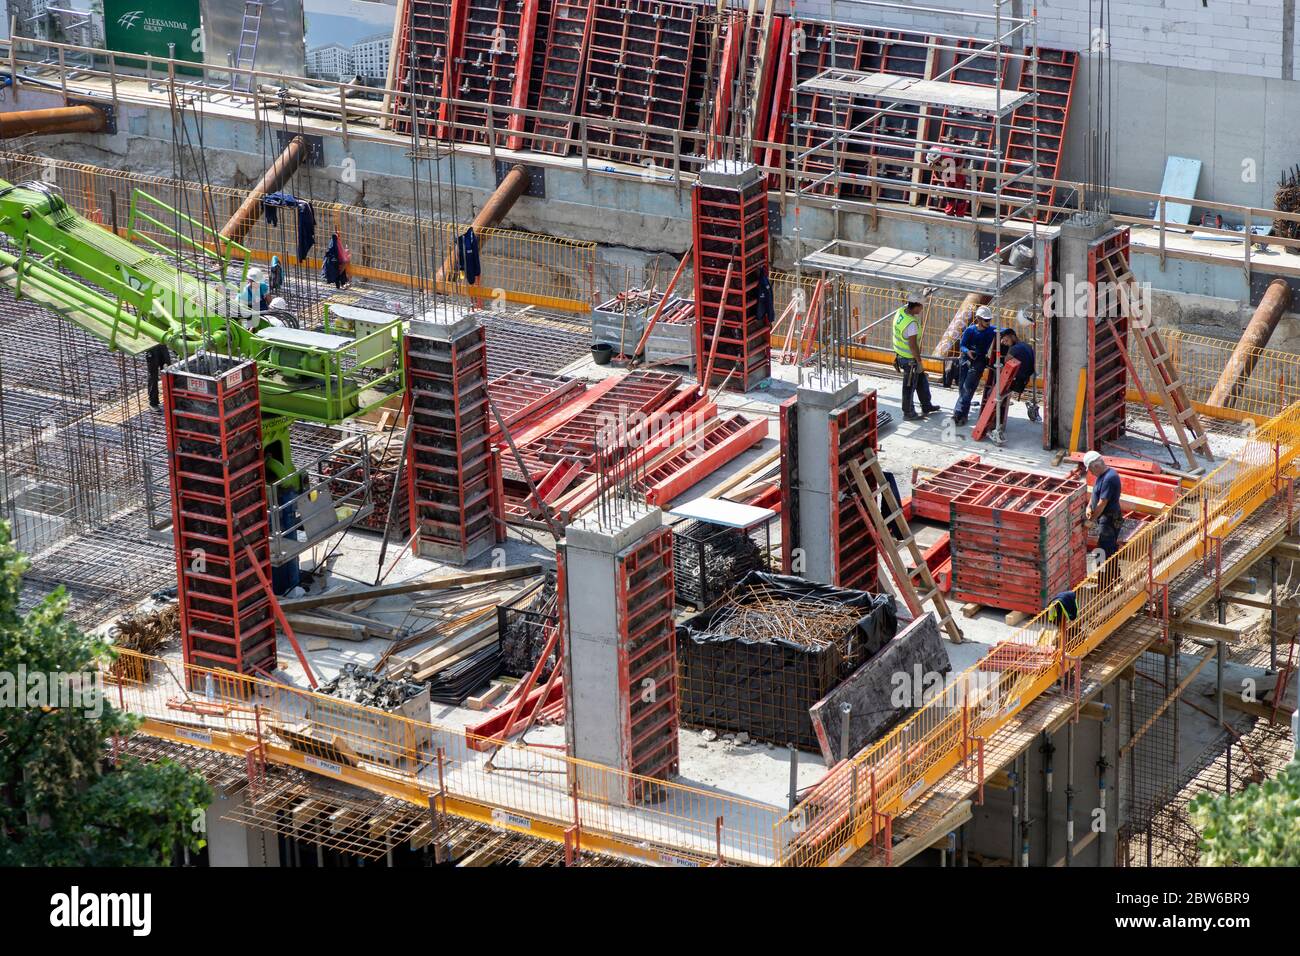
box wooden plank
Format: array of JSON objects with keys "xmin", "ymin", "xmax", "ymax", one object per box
[{"xmin": 279, "ymin": 564, "xmax": 542, "ymax": 613}]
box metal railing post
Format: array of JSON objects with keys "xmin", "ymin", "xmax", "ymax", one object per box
[{"xmin": 1158, "ymin": 197, "xmax": 1166, "ymax": 270}]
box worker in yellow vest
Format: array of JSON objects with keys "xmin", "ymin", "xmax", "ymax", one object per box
[{"xmin": 893, "ymin": 291, "xmax": 939, "ymax": 421}]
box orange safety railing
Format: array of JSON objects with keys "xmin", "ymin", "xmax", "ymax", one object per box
[
  {"xmin": 102, "ymin": 648, "xmax": 781, "ymax": 866},
  {"xmin": 0, "ymin": 151, "xmax": 597, "ymax": 314},
  {"xmin": 771, "ymin": 398, "xmax": 1300, "ymax": 866}
]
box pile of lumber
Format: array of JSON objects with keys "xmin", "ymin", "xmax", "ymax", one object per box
[
  {"xmin": 283, "ymin": 565, "xmax": 543, "ymax": 704},
  {"xmin": 108, "ymin": 602, "xmax": 180, "ymax": 681}
]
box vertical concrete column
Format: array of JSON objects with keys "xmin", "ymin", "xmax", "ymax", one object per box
[
  {"xmin": 561, "ymin": 505, "xmax": 679, "ymax": 805},
  {"xmin": 206, "ymin": 787, "xmax": 281, "ymax": 867},
  {"xmin": 789, "ymin": 375, "xmax": 860, "ymax": 586},
  {"xmin": 1048, "ymin": 216, "xmax": 1114, "ymax": 449}
]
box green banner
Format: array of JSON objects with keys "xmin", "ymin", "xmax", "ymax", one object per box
[{"xmin": 103, "ymin": 1, "xmax": 204, "ymax": 76}]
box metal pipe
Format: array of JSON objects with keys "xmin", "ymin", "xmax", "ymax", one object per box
[
  {"xmin": 1065, "ymin": 721, "xmax": 1075, "ymax": 867},
  {"xmin": 788, "ymin": 744, "xmax": 798, "ymax": 811},
  {"xmin": 1207, "ymin": 278, "xmax": 1293, "ymax": 408},
  {"xmin": 435, "ymin": 164, "xmax": 530, "ymax": 287},
  {"xmin": 0, "ymin": 104, "xmax": 107, "ymax": 136},
  {"xmin": 220, "ymin": 134, "xmax": 307, "ymax": 246}
]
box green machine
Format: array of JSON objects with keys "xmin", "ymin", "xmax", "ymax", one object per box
[{"xmin": 0, "ymin": 179, "xmax": 405, "ymax": 483}]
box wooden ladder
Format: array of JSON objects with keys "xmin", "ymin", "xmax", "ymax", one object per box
[
  {"xmin": 849, "ymin": 455, "xmax": 964, "ymax": 644},
  {"xmin": 1101, "ymin": 251, "xmax": 1212, "ymax": 463}
]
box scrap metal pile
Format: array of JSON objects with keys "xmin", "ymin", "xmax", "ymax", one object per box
[{"xmin": 319, "ymin": 663, "xmax": 428, "ymax": 711}]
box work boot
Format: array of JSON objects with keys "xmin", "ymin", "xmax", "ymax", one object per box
[
  {"xmin": 920, "ymin": 404, "xmax": 941, "ymax": 416},
  {"xmin": 952, "ymin": 414, "xmax": 968, "ymax": 426},
  {"xmin": 904, "ymin": 411, "xmax": 923, "ymax": 422}
]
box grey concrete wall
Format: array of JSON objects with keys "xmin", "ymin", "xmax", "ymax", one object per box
[
  {"xmin": 1063, "ymin": 58, "xmax": 1300, "ymax": 218},
  {"xmin": 790, "ymin": 0, "xmax": 1298, "ymax": 80},
  {"xmin": 206, "ymin": 787, "xmax": 281, "ymax": 867}
]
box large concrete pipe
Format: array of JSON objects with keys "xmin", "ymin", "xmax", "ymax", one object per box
[
  {"xmin": 0, "ymin": 104, "xmax": 107, "ymax": 137},
  {"xmin": 220, "ymin": 135, "xmax": 307, "ymax": 247},
  {"xmin": 435, "ymin": 164, "xmax": 530, "ymax": 287},
  {"xmin": 1207, "ymin": 278, "xmax": 1293, "ymax": 409}
]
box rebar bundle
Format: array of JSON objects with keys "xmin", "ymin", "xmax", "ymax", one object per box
[
  {"xmin": 708, "ymin": 585, "xmax": 864, "ymax": 652},
  {"xmin": 672, "ymin": 519, "xmax": 764, "ymax": 609},
  {"xmin": 499, "ymin": 572, "xmax": 558, "ymax": 678},
  {"xmin": 1274, "ymin": 166, "xmax": 1300, "ymax": 241}
]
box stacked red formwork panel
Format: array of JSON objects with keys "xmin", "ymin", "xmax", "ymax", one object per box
[
  {"xmin": 692, "ymin": 161, "xmax": 771, "ymax": 393},
  {"xmin": 163, "ymin": 354, "xmax": 275, "ymax": 683},
  {"xmin": 910, "ymin": 454, "xmax": 1082, "ymax": 523},
  {"xmin": 404, "ymin": 317, "xmax": 504, "ymax": 564},
  {"xmin": 949, "ymin": 483, "xmax": 1087, "ymax": 614}
]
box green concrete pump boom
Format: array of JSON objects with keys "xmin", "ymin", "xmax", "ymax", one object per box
[{"xmin": 0, "ymin": 178, "xmax": 405, "ymax": 480}]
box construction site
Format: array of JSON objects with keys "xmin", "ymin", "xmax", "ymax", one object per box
[{"xmin": 1, "ymin": 0, "xmax": 1299, "ymax": 872}]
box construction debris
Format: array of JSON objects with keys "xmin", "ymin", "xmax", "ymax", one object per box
[{"xmin": 319, "ymin": 664, "xmax": 428, "ymax": 711}]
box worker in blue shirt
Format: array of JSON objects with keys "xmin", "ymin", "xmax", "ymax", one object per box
[
  {"xmin": 1084, "ymin": 450, "xmax": 1124, "ymax": 560},
  {"xmin": 981, "ymin": 326, "xmax": 1036, "ymax": 433},
  {"xmin": 952, "ymin": 305, "xmax": 996, "ymax": 425}
]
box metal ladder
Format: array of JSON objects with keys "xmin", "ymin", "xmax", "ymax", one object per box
[
  {"xmin": 231, "ymin": 1, "xmax": 264, "ymax": 93},
  {"xmin": 1103, "ymin": 250, "xmax": 1213, "ymax": 463},
  {"xmin": 849, "ymin": 454, "xmax": 964, "ymax": 644}
]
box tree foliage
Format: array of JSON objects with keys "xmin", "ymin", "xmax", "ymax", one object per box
[
  {"xmin": 0, "ymin": 521, "xmax": 211, "ymax": 866},
  {"xmin": 1190, "ymin": 759, "xmax": 1300, "ymax": 866}
]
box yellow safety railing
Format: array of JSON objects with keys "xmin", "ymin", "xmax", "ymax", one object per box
[
  {"xmin": 1129, "ymin": 328, "xmax": 1300, "ymax": 425},
  {"xmin": 771, "ymin": 398, "xmax": 1300, "ymax": 867},
  {"xmin": 102, "ymin": 648, "xmax": 781, "ymax": 866},
  {"xmin": 769, "ymin": 271, "xmax": 1024, "ymax": 373},
  {"xmin": 0, "ymin": 151, "xmax": 596, "ymax": 313}
]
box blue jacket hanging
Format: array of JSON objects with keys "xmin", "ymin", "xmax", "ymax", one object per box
[
  {"xmin": 457, "ymin": 227, "xmax": 481, "ymax": 285},
  {"xmin": 756, "ymin": 267, "xmax": 774, "ymax": 325},
  {"xmin": 262, "ymin": 191, "xmax": 316, "ymax": 261},
  {"xmin": 322, "ymin": 233, "xmax": 342, "ymax": 287}
]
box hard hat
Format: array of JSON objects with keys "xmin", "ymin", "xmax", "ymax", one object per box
[
  {"xmin": 1082, "ymin": 450, "xmax": 1103, "ymax": 469},
  {"xmin": 905, "ymin": 291, "xmax": 925, "ymax": 306},
  {"xmin": 924, "ymin": 148, "xmax": 943, "ymax": 165},
  {"xmin": 248, "ymin": 267, "xmax": 264, "ymax": 282},
  {"xmin": 974, "ymin": 305, "xmax": 993, "ymax": 322},
  {"xmin": 998, "ymin": 326, "xmax": 1016, "ymax": 336},
  {"xmin": 269, "ymin": 296, "xmax": 289, "ymax": 311}
]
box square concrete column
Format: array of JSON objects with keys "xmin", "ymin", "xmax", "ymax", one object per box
[{"xmin": 561, "ymin": 504, "xmax": 679, "ymax": 805}]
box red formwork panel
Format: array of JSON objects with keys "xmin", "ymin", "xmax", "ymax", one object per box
[
  {"xmin": 392, "ymin": 0, "xmax": 454, "ymax": 137},
  {"xmin": 615, "ymin": 525, "xmax": 679, "ymax": 797},
  {"xmin": 1088, "ymin": 228, "xmax": 1130, "ymax": 449},
  {"xmin": 827, "ymin": 389, "xmax": 879, "ymax": 591},
  {"xmin": 1001, "ymin": 47, "xmax": 1079, "ymax": 221},
  {"xmin": 404, "ymin": 323, "xmax": 504, "ymax": 564},
  {"xmin": 163, "ymin": 354, "xmax": 275, "ymax": 682},
  {"xmin": 781, "ymin": 20, "xmax": 870, "ymax": 197},
  {"xmin": 441, "ymin": 0, "xmax": 543, "ymax": 146},
  {"xmin": 692, "ymin": 164, "xmax": 771, "ymax": 393},
  {"xmin": 843, "ymin": 29, "xmax": 932, "ymax": 203},
  {"xmin": 911, "ymin": 454, "xmax": 1083, "ymax": 524},
  {"xmin": 530, "ymin": 0, "xmax": 595, "ymax": 154},
  {"xmin": 925, "ymin": 37, "xmax": 1007, "ymax": 212},
  {"xmin": 581, "ymin": 0, "xmax": 699, "ymax": 164},
  {"xmin": 950, "ymin": 482, "xmax": 1087, "ymax": 614}
]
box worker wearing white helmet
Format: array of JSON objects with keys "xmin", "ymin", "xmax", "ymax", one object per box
[
  {"xmin": 1083, "ymin": 450, "xmax": 1123, "ymax": 561},
  {"xmin": 951, "ymin": 305, "xmax": 996, "ymax": 425},
  {"xmin": 891, "ymin": 290, "xmax": 939, "ymax": 421}
]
